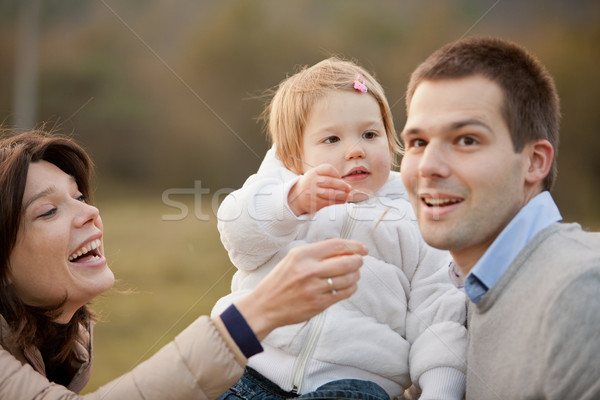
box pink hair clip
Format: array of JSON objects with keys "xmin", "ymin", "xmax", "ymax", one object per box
[{"xmin": 353, "ymin": 74, "xmax": 368, "ymax": 93}]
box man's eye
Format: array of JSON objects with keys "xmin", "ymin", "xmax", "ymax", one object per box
[
  {"xmin": 458, "ymin": 136, "xmax": 477, "ymax": 146},
  {"xmin": 408, "ymin": 139, "xmax": 426, "ymax": 148},
  {"xmin": 324, "ymin": 136, "xmax": 340, "ymax": 144}
]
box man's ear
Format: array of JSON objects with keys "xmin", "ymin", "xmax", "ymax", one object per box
[{"xmin": 524, "ymin": 139, "xmax": 554, "ymax": 185}]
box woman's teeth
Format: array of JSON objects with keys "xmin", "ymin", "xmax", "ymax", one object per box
[{"xmin": 69, "ymin": 239, "xmax": 101, "ymax": 261}]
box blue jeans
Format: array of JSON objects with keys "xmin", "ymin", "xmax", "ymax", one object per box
[{"xmin": 218, "ymin": 367, "xmax": 391, "ymax": 400}]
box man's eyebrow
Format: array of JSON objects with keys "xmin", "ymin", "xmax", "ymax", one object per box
[
  {"xmin": 401, "ymin": 118, "xmax": 492, "ymax": 138},
  {"xmin": 450, "ymin": 118, "xmax": 492, "ymax": 132},
  {"xmin": 400, "ymin": 127, "xmax": 421, "ymax": 138}
]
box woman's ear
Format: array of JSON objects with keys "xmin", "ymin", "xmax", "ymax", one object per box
[{"xmin": 524, "ymin": 139, "xmax": 554, "ymax": 185}]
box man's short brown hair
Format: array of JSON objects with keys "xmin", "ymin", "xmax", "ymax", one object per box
[{"xmin": 406, "ymin": 36, "xmax": 560, "ymax": 190}]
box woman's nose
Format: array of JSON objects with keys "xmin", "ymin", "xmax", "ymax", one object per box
[{"xmin": 74, "ymin": 201, "xmax": 101, "ymax": 228}]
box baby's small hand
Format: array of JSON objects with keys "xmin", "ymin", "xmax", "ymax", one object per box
[{"xmin": 288, "ymin": 164, "xmax": 352, "ymax": 216}]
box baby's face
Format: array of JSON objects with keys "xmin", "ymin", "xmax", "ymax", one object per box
[{"xmin": 300, "ymin": 90, "xmax": 391, "ymax": 198}]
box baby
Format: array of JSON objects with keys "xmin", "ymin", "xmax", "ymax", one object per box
[{"xmin": 212, "ymin": 57, "xmax": 467, "ymax": 400}]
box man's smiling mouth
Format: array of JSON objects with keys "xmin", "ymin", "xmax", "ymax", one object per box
[{"xmin": 421, "ymin": 195, "xmax": 463, "ymax": 207}]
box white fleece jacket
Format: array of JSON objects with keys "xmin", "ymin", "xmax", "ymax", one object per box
[{"xmin": 212, "ymin": 148, "xmax": 467, "ymax": 399}]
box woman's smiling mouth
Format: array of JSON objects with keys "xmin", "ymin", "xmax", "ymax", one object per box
[{"xmin": 68, "ymin": 239, "xmax": 102, "ymax": 262}]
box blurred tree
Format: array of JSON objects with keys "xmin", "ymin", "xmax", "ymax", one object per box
[
  {"xmin": 0, "ymin": 0, "xmax": 598, "ymax": 225},
  {"xmin": 12, "ymin": 0, "xmax": 41, "ymax": 130}
]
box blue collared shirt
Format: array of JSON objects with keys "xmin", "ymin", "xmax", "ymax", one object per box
[{"xmin": 458, "ymin": 191, "xmax": 562, "ymax": 303}]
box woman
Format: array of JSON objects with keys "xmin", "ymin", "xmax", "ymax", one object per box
[{"xmin": 0, "ymin": 130, "xmax": 367, "ymax": 399}]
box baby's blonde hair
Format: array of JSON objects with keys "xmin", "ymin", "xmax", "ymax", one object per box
[{"xmin": 262, "ymin": 57, "xmax": 401, "ymax": 173}]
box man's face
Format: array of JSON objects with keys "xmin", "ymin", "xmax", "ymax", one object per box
[{"xmin": 400, "ymin": 75, "xmax": 531, "ymax": 271}]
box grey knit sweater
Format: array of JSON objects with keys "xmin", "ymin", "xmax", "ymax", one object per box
[{"xmin": 466, "ymin": 223, "xmax": 600, "ymax": 400}]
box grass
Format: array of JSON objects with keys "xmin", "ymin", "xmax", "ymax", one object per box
[
  {"xmin": 82, "ymin": 195, "xmax": 235, "ymax": 393},
  {"xmin": 80, "ymin": 193, "xmax": 600, "ymax": 393}
]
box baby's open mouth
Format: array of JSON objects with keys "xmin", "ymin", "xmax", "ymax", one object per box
[
  {"xmin": 345, "ymin": 170, "xmax": 367, "ymax": 176},
  {"xmin": 343, "ymin": 167, "xmax": 370, "ymax": 179}
]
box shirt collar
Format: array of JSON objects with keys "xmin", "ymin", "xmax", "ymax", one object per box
[{"xmin": 453, "ymin": 191, "xmax": 562, "ymax": 303}]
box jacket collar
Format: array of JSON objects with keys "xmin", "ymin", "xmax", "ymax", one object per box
[{"xmin": 0, "ymin": 313, "xmax": 94, "ymax": 393}]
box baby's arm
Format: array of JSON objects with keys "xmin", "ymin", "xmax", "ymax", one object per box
[
  {"xmin": 217, "ymin": 148, "xmax": 349, "ymax": 271},
  {"xmin": 405, "ymin": 241, "xmax": 468, "ymax": 400},
  {"xmin": 217, "ymin": 150, "xmax": 300, "ymax": 270}
]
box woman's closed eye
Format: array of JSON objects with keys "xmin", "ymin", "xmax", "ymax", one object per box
[
  {"xmin": 35, "ymin": 193, "xmax": 85, "ymax": 219},
  {"xmin": 38, "ymin": 207, "xmax": 57, "ymax": 218}
]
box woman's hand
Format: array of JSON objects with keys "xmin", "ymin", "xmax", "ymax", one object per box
[{"xmin": 235, "ymin": 238, "xmax": 367, "ymax": 341}]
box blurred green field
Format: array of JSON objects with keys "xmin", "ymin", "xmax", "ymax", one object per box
[{"xmin": 82, "ymin": 195, "xmax": 235, "ymax": 393}]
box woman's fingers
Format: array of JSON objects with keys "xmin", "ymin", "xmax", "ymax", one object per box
[
  {"xmin": 313, "ymin": 270, "xmax": 361, "ymax": 310},
  {"xmin": 302, "ymin": 238, "xmax": 367, "ymax": 264},
  {"xmin": 285, "ymin": 238, "xmax": 365, "ymax": 295},
  {"xmin": 321, "ymin": 270, "xmax": 361, "ymax": 295}
]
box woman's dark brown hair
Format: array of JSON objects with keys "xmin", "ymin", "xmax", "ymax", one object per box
[{"xmin": 0, "ymin": 130, "xmax": 95, "ymax": 365}]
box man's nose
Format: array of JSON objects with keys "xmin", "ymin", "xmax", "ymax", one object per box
[{"xmin": 419, "ymin": 141, "xmax": 450, "ymax": 179}]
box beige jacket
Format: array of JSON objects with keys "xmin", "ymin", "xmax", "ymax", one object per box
[{"xmin": 0, "ymin": 314, "xmax": 246, "ymax": 399}]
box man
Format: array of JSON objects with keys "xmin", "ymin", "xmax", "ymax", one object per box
[{"xmin": 400, "ymin": 36, "xmax": 600, "ymax": 399}]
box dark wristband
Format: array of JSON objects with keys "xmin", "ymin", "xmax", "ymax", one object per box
[{"xmin": 220, "ymin": 304, "xmax": 264, "ymax": 358}]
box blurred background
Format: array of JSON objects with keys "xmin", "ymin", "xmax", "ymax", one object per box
[{"xmin": 1, "ymin": 0, "xmax": 599, "ymax": 392}]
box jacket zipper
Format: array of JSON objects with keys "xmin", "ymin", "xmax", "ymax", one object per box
[
  {"xmin": 290, "ymin": 310, "xmax": 327, "ymax": 393},
  {"xmin": 290, "ymin": 203, "xmax": 358, "ymax": 393}
]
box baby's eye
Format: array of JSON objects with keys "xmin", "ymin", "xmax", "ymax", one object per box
[
  {"xmin": 323, "ymin": 136, "xmax": 340, "ymax": 144},
  {"xmin": 363, "ymin": 131, "xmax": 377, "ymax": 140}
]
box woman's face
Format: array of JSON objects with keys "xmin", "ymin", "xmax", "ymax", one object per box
[{"xmin": 8, "ymin": 160, "xmax": 114, "ymax": 323}]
